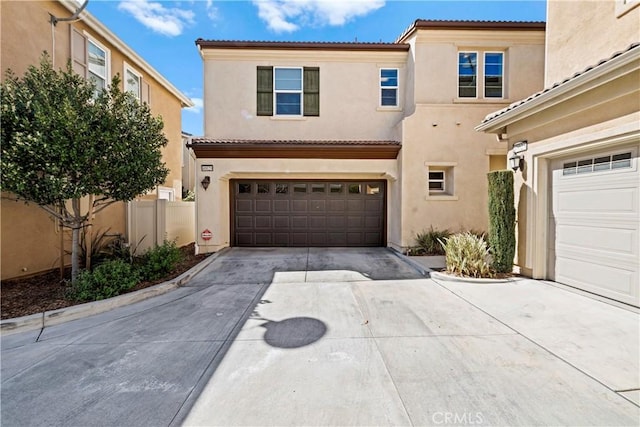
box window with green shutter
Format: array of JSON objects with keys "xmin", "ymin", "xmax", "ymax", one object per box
[
  {"xmin": 303, "ymin": 67, "xmax": 319, "ymax": 116},
  {"xmin": 256, "ymin": 66, "xmax": 273, "ymax": 116},
  {"xmin": 256, "ymin": 66, "xmax": 319, "ymax": 117}
]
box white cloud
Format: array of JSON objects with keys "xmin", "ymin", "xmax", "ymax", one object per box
[
  {"xmin": 118, "ymin": 0, "xmax": 195, "ymax": 37},
  {"xmin": 206, "ymin": 0, "xmax": 219, "ymax": 21},
  {"xmin": 252, "ymin": 0, "xmax": 385, "ymax": 33},
  {"xmin": 185, "ymin": 97, "xmax": 203, "ymax": 114}
]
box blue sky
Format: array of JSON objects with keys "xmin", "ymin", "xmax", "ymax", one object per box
[{"xmin": 84, "ymin": 0, "xmax": 547, "ymax": 135}]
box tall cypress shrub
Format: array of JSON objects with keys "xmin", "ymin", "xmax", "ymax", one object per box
[{"xmin": 487, "ymin": 170, "xmax": 516, "ymax": 273}]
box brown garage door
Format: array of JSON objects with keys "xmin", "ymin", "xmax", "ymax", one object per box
[{"xmin": 231, "ymin": 180, "xmax": 386, "ymax": 247}]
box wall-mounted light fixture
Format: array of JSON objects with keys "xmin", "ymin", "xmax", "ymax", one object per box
[
  {"xmin": 509, "ymin": 154, "xmax": 523, "ymax": 172},
  {"xmin": 201, "ymin": 176, "xmax": 211, "ymax": 190}
]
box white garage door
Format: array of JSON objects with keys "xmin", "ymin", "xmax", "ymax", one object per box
[{"xmin": 549, "ymin": 146, "xmax": 639, "ymax": 307}]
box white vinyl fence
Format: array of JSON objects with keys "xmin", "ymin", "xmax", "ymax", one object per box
[{"xmin": 127, "ymin": 200, "xmax": 195, "ymax": 254}]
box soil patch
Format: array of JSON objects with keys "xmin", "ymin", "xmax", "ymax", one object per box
[{"xmin": 1, "ymin": 243, "xmax": 209, "ymax": 320}]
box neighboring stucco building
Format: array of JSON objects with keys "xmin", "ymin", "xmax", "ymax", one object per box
[
  {"xmin": 0, "ymin": 0, "xmax": 193, "ymax": 279},
  {"xmin": 190, "ymin": 20, "xmax": 545, "ymax": 253},
  {"xmin": 477, "ymin": 0, "xmax": 639, "ymax": 307}
]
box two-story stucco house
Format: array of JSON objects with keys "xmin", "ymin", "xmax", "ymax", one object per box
[
  {"xmin": 0, "ymin": 0, "xmax": 193, "ymax": 280},
  {"xmin": 189, "ymin": 20, "xmax": 545, "ymax": 254},
  {"xmin": 477, "ymin": 0, "xmax": 639, "ymax": 308}
]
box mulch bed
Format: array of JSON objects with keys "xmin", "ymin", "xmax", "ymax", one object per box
[{"xmin": 1, "ymin": 243, "xmax": 209, "ymax": 320}]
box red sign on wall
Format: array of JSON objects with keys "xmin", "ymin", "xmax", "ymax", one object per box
[{"xmin": 201, "ymin": 229, "xmax": 212, "ymax": 241}]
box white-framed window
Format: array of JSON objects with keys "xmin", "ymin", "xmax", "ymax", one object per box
[
  {"xmin": 458, "ymin": 52, "xmax": 478, "ymax": 98},
  {"xmin": 124, "ymin": 62, "xmax": 142, "ymax": 100},
  {"xmin": 428, "ymin": 170, "xmax": 446, "ymax": 192},
  {"xmin": 484, "ymin": 52, "xmax": 504, "ymax": 98},
  {"xmin": 380, "ymin": 68, "xmax": 399, "ymax": 107},
  {"xmin": 459, "ymin": 51, "xmax": 505, "ymax": 99},
  {"xmin": 274, "ymin": 67, "xmax": 302, "ymax": 116},
  {"xmin": 87, "ymin": 38, "xmax": 109, "ymax": 92},
  {"xmin": 426, "ymin": 162, "xmax": 457, "ymax": 199}
]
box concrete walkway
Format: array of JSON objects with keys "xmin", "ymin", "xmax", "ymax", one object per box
[{"xmin": 1, "ymin": 248, "xmax": 638, "ymax": 426}]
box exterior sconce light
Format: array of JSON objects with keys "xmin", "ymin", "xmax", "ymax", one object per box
[
  {"xmin": 509, "ymin": 155, "xmax": 523, "ymax": 172},
  {"xmin": 201, "ymin": 176, "xmax": 211, "ymax": 190}
]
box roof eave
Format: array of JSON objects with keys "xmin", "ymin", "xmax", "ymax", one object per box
[
  {"xmin": 476, "ymin": 45, "xmax": 640, "ymax": 134},
  {"xmin": 59, "ymin": 0, "xmax": 194, "ymax": 108}
]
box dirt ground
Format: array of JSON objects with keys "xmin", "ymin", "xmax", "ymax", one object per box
[{"xmin": 1, "ymin": 243, "xmax": 209, "ymax": 320}]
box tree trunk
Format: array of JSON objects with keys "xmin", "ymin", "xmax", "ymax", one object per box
[
  {"xmin": 71, "ymin": 225, "xmax": 80, "ymax": 283},
  {"xmin": 85, "ymin": 194, "xmax": 95, "ymax": 271}
]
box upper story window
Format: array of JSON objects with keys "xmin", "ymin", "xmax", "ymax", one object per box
[
  {"xmin": 380, "ymin": 68, "xmax": 399, "ymax": 107},
  {"xmin": 257, "ymin": 66, "xmax": 319, "ymax": 117},
  {"xmin": 484, "ymin": 52, "xmax": 504, "ymax": 98},
  {"xmin": 459, "ymin": 51, "xmax": 505, "ymax": 99},
  {"xmin": 88, "ymin": 39, "xmax": 108, "ymax": 92},
  {"xmin": 274, "ymin": 67, "xmax": 302, "ymax": 115},
  {"xmin": 458, "ymin": 52, "xmax": 477, "ymax": 98},
  {"xmin": 124, "ymin": 63, "xmax": 142, "ymax": 100}
]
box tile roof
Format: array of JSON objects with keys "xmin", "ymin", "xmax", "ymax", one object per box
[
  {"xmin": 190, "ymin": 139, "xmax": 401, "ymax": 146},
  {"xmin": 396, "ymin": 19, "xmax": 545, "ymax": 43},
  {"xmin": 481, "ymin": 42, "xmax": 640, "ymax": 125},
  {"xmin": 195, "ymin": 39, "xmax": 409, "ymax": 51}
]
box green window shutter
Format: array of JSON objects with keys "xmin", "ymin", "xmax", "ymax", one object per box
[
  {"xmin": 303, "ymin": 67, "xmax": 319, "ymax": 117},
  {"xmin": 256, "ymin": 66, "xmax": 273, "ymax": 116}
]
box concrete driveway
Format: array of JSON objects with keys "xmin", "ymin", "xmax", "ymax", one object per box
[{"xmin": 1, "ymin": 248, "xmax": 638, "ymax": 426}]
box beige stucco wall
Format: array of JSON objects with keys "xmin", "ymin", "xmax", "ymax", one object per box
[
  {"xmin": 545, "ymin": 0, "xmax": 640, "ymax": 86},
  {"xmin": 1, "ymin": 0, "xmax": 185, "ymax": 279},
  {"xmin": 397, "ymin": 28, "xmax": 545, "ymax": 248},
  {"xmin": 193, "ymin": 158, "xmax": 400, "ymax": 253},
  {"xmin": 201, "ymin": 49, "xmax": 407, "ymax": 140}
]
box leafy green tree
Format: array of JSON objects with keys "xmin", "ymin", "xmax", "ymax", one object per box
[
  {"xmin": 1, "ymin": 54, "xmax": 168, "ymax": 281},
  {"xmin": 487, "ymin": 170, "xmax": 516, "ymax": 273}
]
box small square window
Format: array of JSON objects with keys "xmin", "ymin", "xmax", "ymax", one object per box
[
  {"xmin": 562, "ymin": 162, "xmax": 577, "ymax": 176},
  {"xmin": 330, "ymin": 183, "xmax": 343, "ymax": 193},
  {"xmin": 257, "ymin": 183, "xmax": 270, "ymax": 194},
  {"xmin": 348, "ymin": 184, "xmax": 362, "ymax": 194},
  {"xmin": 311, "ymin": 183, "xmax": 325, "ymax": 193},
  {"xmin": 293, "ymin": 183, "xmax": 307, "ymax": 193},
  {"xmin": 366, "ymin": 184, "xmax": 381, "ymax": 195},
  {"xmin": 612, "ymin": 152, "xmax": 632, "ymax": 169},
  {"xmin": 593, "ymin": 156, "xmax": 611, "ymax": 171},
  {"xmin": 577, "ymin": 159, "xmax": 593, "ymax": 174},
  {"xmin": 275, "ymin": 183, "xmax": 289, "ymax": 194},
  {"xmin": 427, "ymin": 167, "xmax": 454, "ymax": 196},
  {"xmin": 238, "ymin": 183, "xmax": 252, "ymax": 194}
]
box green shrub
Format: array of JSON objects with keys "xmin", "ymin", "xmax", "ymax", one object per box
[
  {"xmin": 67, "ymin": 259, "xmax": 139, "ymax": 302},
  {"xmin": 439, "ymin": 232, "xmax": 494, "ymax": 278},
  {"xmin": 487, "ymin": 170, "xmax": 516, "ymax": 273},
  {"xmin": 139, "ymin": 240, "xmax": 183, "ymax": 281},
  {"xmin": 414, "ymin": 226, "xmax": 451, "ymax": 255}
]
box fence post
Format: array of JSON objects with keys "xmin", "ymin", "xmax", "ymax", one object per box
[{"xmin": 156, "ymin": 199, "xmax": 167, "ymax": 245}]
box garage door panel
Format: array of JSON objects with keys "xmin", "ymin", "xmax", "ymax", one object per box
[
  {"xmin": 273, "ymin": 200, "xmax": 289, "ymax": 212},
  {"xmin": 236, "ymin": 200, "xmax": 252, "ymax": 212},
  {"xmin": 347, "ymin": 200, "xmax": 365, "ymax": 211},
  {"xmin": 292, "ymin": 216, "xmax": 308, "ymax": 228},
  {"xmin": 309, "ymin": 216, "xmax": 326, "ymax": 228},
  {"xmin": 255, "ymin": 200, "xmax": 271, "ymax": 212},
  {"xmin": 550, "ymin": 147, "xmax": 639, "ymax": 307},
  {"xmin": 557, "ymin": 187, "xmax": 637, "ymax": 213},
  {"xmin": 237, "ymin": 216, "xmax": 253, "ymax": 228},
  {"xmin": 556, "ymin": 223, "xmax": 637, "ymax": 255},
  {"xmin": 310, "ymin": 200, "xmax": 326, "ymax": 211},
  {"xmin": 254, "ymin": 216, "xmax": 271, "ymax": 228},
  {"xmin": 328, "ymin": 200, "xmax": 346, "ymax": 212},
  {"xmin": 292, "ymin": 200, "xmax": 308, "ymax": 212},
  {"xmin": 273, "ymin": 216, "xmax": 289, "ymax": 228},
  {"xmin": 232, "ymin": 180, "xmax": 385, "ymax": 247},
  {"xmin": 556, "ymin": 257, "xmax": 637, "ymax": 298},
  {"xmin": 255, "ymin": 233, "xmax": 272, "ymax": 245}
]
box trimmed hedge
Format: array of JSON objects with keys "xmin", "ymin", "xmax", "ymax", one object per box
[{"xmin": 487, "ymin": 170, "xmax": 516, "ymax": 273}]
